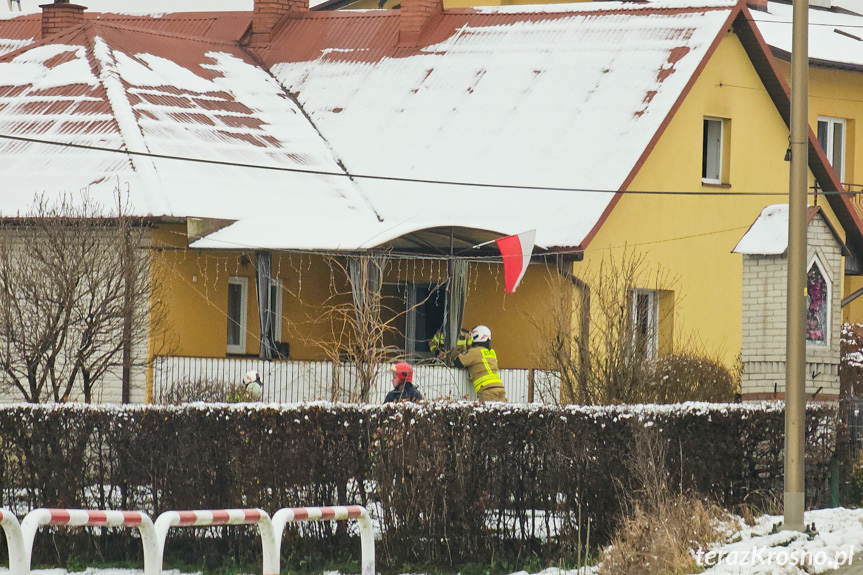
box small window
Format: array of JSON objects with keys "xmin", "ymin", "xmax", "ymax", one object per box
[
  {"xmin": 633, "ymin": 288, "xmax": 658, "ymax": 357},
  {"xmin": 702, "ymin": 117, "xmax": 726, "ymax": 184},
  {"xmin": 806, "ymin": 258, "xmax": 830, "ymax": 346},
  {"xmin": 227, "ymin": 276, "xmax": 248, "ymax": 354},
  {"xmin": 817, "ymin": 117, "xmax": 846, "ymax": 182}
]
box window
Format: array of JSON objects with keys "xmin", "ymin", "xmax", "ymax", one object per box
[
  {"xmin": 267, "ymin": 279, "xmax": 283, "ymax": 341},
  {"xmin": 702, "ymin": 117, "xmax": 728, "ymax": 184},
  {"xmin": 806, "ymin": 258, "xmax": 830, "ymax": 346},
  {"xmin": 227, "ymin": 276, "xmax": 248, "ymax": 354},
  {"xmin": 632, "ymin": 289, "xmax": 658, "ymax": 357},
  {"xmin": 380, "ymin": 281, "xmax": 447, "ymax": 359},
  {"xmin": 817, "ymin": 117, "xmax": 846, "ymax": 182}
]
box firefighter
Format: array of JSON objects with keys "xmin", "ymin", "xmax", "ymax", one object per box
[
  {"xmin": 242, "ymin": 370, "xmax": 263, "ymax": 400},
  {"xmin": 384, "ymin": 362, "xmax": 423, "ymax": 403},
  {"xmin": 450, "ymin": 325, "xmax": 507, "ymax": 402},
  {"xmin": 429, "ymin": 327, "xmax": 471, "ymax": 360}
]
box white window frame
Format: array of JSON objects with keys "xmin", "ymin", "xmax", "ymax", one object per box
[
  {"xmin": 383, "ymin": 280, "xmax": 445, "ymax": 358},
  {"xmin": 227, "ymin": 276, "xmax": 248, "ymax": 355},
  {"xmin": 269, "ymin": 278, "xmax": 283, "ymax": 342},
  {"xmin": 805, "ymin": 255, "xmax": 831, "ymax": 348},
  {"xmin": 632, "ymin": 288, "xmax": 659, "ymax": 357},
  {"xmin": 702, "ymin": 117, "xmax": 724, "ymax": 184},
  {"xmin": 817, "ymin": 116, "xmax": 846, "ymax": 183}
]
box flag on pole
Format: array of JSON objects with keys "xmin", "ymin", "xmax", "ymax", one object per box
[{"xmin": 495, "ymin": 230, "xmax": 536, "ymax": 293}]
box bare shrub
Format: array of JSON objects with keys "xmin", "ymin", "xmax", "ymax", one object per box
[
  {"xmin": 159, "ymin": 378, "xmax": 230, "ymax": 404},
  {"xmin": 532, "ymin": 249, "xmax": 676, "ymax": 405},
  {"xmin": 600, "ymin": 427, "xmax": 731, "ymax": 575},
  {"xmin": 840, "ymin": 322, "xmax": 863, "ymax": 397},
  {"xmin": 159, "ymin": 378, "xmax": 257, "ymax": 404},
  {"xmin": 644, "ymin": 352, "xmax": 739, "ymax": 404}
]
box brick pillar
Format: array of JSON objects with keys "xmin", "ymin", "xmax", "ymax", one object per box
[
  {"xmin": 399, "ymin": 0, "xmax": 443, "ymax": 46},
  {"xmin": 250, "ymin": 0, "xmax": 306, "ymax": 44},
  {"xmin": 40, "ymin": 1, "xmax": 86, "ymax": 39}
]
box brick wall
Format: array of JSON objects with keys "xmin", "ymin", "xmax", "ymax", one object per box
[
  {"xmin": 399, "ymin": 0, "xmax": 443, "ymax": 46},
  {"xmin": 250, "ymin": 0, "xmax": 306, "ymax": 42},
  {"xmin": 40, "ymin": 3, "xmax": 85, "ymax": 39},
  {"xmin": 740, "ymin": 215, "xmax": 842, "ymax": 401}
]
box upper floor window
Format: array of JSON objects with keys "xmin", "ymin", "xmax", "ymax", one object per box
[
  {"xmin": 817, "ymin": 116, "xmax": 846, "ymax": 182},
  {"xmin": 702, "ymin": 117, "xmax": 729, "ymax": 185},
  {"xmin": 227, "ymin": 276, "xmax": 248, "ymax": 354},
  {"xmin": 806, "ymin": 258, "xmax": 830, "ymax": 347}
]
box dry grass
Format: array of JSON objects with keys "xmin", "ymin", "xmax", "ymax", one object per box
[
  {"xmin": 599, "ymin": 494, "xmax": 727, "ymax": 575},
  {"xmin": 599, "ymin": 427, "xmax": 732, "ymax": 575}
]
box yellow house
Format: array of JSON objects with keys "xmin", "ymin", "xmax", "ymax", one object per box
[{"xmin": 0, "ymin": 0, "xmax": 859, "ymax": 403}]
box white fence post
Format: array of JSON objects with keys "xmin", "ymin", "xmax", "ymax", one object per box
[
  {"xmin": 153, "ymin": 509, "xmax": 276, "ymax": 575},
  {"xmin": 19, "ymin": 509, "xmax": 158, "ymax": 575},
  {"xmin": 271, "ymin": 506, "xmax": 374, "ymax": 575}
]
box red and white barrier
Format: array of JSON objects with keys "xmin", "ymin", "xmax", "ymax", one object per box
[
  {"xmin": 272, "ymin": 506, "xmax": 374, "ymax": 575},
  {"xmin": 1, "ymin": 505, "xmax": 374, "ymax": 575},
  {"xmin": 153, "ymin": 509, "xmax": 278, "ymax": 575},
  {"xmin": 19, "ymin": 509, "xmax": 159, "ymax": 575}
]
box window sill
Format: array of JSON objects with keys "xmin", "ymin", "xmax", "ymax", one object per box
[{"xmin": 702, "ymin": 181, "xmax": 731, "ymax": 188}]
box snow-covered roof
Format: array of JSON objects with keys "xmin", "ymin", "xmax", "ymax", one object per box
[
  {"xmin": 752, "ymin": 1, "xmax": 863, "ymax": 69},
  {"xmin": 0, "ymin": 0, "xmax": 752, "ymax": 252},
  {"xmin": 732, "ymin": 204, "xmax": 789, "ymax": 255},
  {"xmin": 732, "ymin": 204, "xmax": 848, "ymax": 255}
]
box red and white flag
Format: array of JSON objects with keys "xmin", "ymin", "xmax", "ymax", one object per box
[{"xmin": 495, "ymin": 230, "xmax": 536, "ymax": 293}]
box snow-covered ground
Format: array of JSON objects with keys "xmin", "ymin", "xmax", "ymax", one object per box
[{"xmin": 1, "ymin": 508, "xmax": 861, "ymax": 575}]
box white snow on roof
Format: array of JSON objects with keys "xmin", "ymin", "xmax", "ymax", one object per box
[
  {"xmin": 753, "ymin": 1, "xmax": 863, "ymax": 68},
  {"xmin": 732, "ymin": 204, "xmax": 789, "ymax": 255},
  {"xmin": 269, "ymin": 3, "xmax": 733, "ymax": 249},
  {"xmin": 0, "ymin": 1, "xmax": 738, "ymax": 251},
  {"xmin": 0, "ymin": 36, "xmax": 380, "ymax": 227}
]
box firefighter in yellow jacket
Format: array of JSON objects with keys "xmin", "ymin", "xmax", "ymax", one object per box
[{"xmin": 450, "ymin": 325, "xmax": 507, "ymax": 402}]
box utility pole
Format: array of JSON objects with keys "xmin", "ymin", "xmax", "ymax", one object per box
[{"xmin": 784, "ymin": 0, "xmax": 808, "ymax": 532}]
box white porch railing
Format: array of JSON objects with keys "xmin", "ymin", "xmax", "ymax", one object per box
[{"xmin": 152, "ymin": 356, "xmax": 560, "ymax": 404}]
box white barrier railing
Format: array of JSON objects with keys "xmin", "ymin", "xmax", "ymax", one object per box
[
  {"xmin": 153, "ymin": 509, "xmax": 277, "ymax": 575},
  {"xmin": 19, "ymin": 509, "xmax": 159, "ymax": 575},
  {"xmin": 0, "ymin": 508, "xmax": 27, "ymax": 575},
  {"xmin": 272, "ymin": 506, "xmax": 374, "ymax": 575},
  {"xmin": 0, "ymin": 505, "xmax": 374, "ymax": 575}
]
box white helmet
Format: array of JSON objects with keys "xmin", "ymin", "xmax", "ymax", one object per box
[
  {"xmin": 243, "ymin": 370, "xmax": 263, "ymax": 400},
  {"xmin": 470, "ymin": 325, "xmax": 491, "ymax": 343}
]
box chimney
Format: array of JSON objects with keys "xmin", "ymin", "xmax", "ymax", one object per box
[
  {"xmin": 40, "ymin": 0, "xmax": 85, "ymax": 39},
  {"xmin": 745, "ymin": 0, "xmax": 768, "ymax": 12},
  {"xmin": 399, "ymin": 0, "xmax": 443, "ymax": 46},
  {"xmin": 250, "ymin": 0, "xmax": 307, "ymax": 43}
]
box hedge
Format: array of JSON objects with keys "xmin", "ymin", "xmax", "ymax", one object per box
[{"xmin": 0, "ymin": 401, "xmax": 837, "ymax": 569}]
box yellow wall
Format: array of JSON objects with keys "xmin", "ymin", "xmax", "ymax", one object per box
[{"xmin": 577, "ymin": 32, "xmax": 842, "ymax": 370}]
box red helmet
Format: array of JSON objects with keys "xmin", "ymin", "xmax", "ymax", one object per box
[{"xmin": 390, "ymin": 361, "xmax": 413, "ymax": 384}]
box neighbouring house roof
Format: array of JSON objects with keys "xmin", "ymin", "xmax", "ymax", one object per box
[
  {"xmin": 733, "ymin": 204, "xmax": 850, "ymax": 255},
  {"xmin": 1, "ymin": 0, "xmax": 861, "ymax": 258},
  {"xmin": 752, "ymin": 1, "xmax": 863, "ymax": 71}
]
